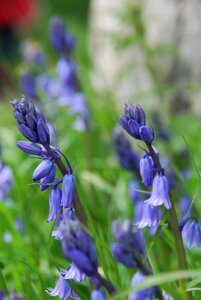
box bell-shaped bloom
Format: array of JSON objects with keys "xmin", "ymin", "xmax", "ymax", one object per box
[
  {"xmin": 0, "ymin": 291, "xmax": 4, "ymax": 300},
  {"xmin": 60, "ymin": 263, "xmax": 85, "ymax": 282},
  {"xmin": 40, "ymin": 165, "xmax": 56, "ymax": 191},
  {"xmin": 119, "ymin": 104, "xmax": 154, "ymax": 143},
  {"xmin": 139, "ymin": 126, "xmax": 154, "ymax": 143},
  {"xmin": 49, "ymin": 17, "xmax": 75, "ymax": 54},
  {"xmin": 46, "ymin": 276, "xmax": 80, "ymax": 300},
  {"xmin": 181, "ymin": 219, "xmax": 201, "ymax": 249},
  {"xmin": 91, "ymin": 290, "xmax": 106, "ymax": 300},
  {"xmin": 140, "ymin": 154, "xmax": 155, "ymax": 187},
  {"xmin": 32, "ymin": 159, "xmax": 54, "ymax": 181},
  {"xmin": 61, "ymin": 174, "xmax": 75, "ymax": 208},
  {"xmin": 19, "ymin": 124, "xmax": 38, "ymax": 143},
  {"xmin": 129, "ymin": 272, "xmax": 155, "ymax": 300},
  {"xmin": 137, "ymin": 200, "xmax": 161, "ymax": 228},
  {"xmin": 111, "ymin": 220, "xmax": 148, "ymax": 269},
  {"xmin": 147, "ymin": 174, "xmax": 171, "ymax": 209},
  {"xmin": 16, "ymin": 141, "xmax": 42, "ymax": 155},
  {"xmin": 111, "ymin": 243, "xmax": 137, "ymax": 268},
  {"xmin": 12, "ymin": 97, "xmax": 51, "ymax": 146},
  {"xmin": 47, "ymin": 187, "xmax": 62, "ymax": 222},
  {"xmin": 59, "ymin": 219, "xmax": 98, "ymax": 277},
  {"xmin": 37, "ymin": 118, "xmax": 50, "ymax": 145},
  {"xmin": 0, "ymin": 163, "xmax": 13, "ymax": 201}
]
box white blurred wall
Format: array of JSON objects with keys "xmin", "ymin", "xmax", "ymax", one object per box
[{"xmin": 89, "ymin": 0, "xmax": 201, "ymax": 114}]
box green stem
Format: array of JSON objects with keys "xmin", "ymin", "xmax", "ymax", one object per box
[
  {"xmin": 0, "ymin": 269, "xmax": 8, "ymax": 295},
  {"xmin": 146, "ymin": 143, "xmax": 192, "ymax": 300}
]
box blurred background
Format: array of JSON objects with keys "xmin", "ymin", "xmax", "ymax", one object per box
[{"xmin": 1, "ymin": 0, "xmax": 201, "ymax": 299}]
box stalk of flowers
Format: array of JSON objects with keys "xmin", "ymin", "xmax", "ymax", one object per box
[
  {"xmin": 119, "ymin": 104, "xmax": 193, "ymax": 300},
  {"xmin": 111, "ymin": 219, "xmax": 164, "ymax": 300},
  {"xmin": 0, "ymin": 290, "xmax": 23, "ymax": 300},
  {"xmin": 48, "ymin": 17, "xmax": 91, "ymax": 132},
  {"xmin": 11, "ymin": 97, "xmax": 115, "ymax": 299}
]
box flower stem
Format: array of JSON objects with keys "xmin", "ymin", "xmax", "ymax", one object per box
[
  {"xmin": 0, "ymin": 269, "xmax": 8, "ymax": 295},
  {"xmin": 146, "ymin": 143, "xmax": 192, "ymax": 300},
  {"xmin": 44, "ymin": 145, "xmax": 116, "ymax": 295},
  {"xmin": 95, "ymin": 271, "xmax": 116, "ymax": 294}
]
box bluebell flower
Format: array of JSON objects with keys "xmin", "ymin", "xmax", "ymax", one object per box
[
  {"xmin": 112, "ymin": 127, "xmax": 140, "ymax": 172},
  {"xmin": 40, "ymin": 164, "xmax": 56, "ymax": 191},
  {"xmin": 147, "ymin": 174, "xmax": 171, "ymax": 209},
  {"xmin": 181, "ymin": 219, "xmax": 201, "ymax": 249},
  {"xmin": 179, "ymin": 196, "xmax": 191, "ymax": 229},
  {"xmin": 136, "ymin": 200, "xmax": 161, "ymax": 228},
  {"xmin": 46, "ymin": 276, "xmax": 80, "ymax": 300},
  {"xmin": 21, "ymin": 70, "xmax": 37, "ymax": 100},
  {"xmin": 111, "ymin": 220, "xmax": 149, "ymax": 271},
  {"xmin": 0, "ymin": 162, "xmax": 13, "ymax": 201},
  {"xmin": 0, "ymin": 291, "xmax": 4, "ymax": 300},
  {"xmin": 49, "ymin": 17, "xmax": 75, "ymax": 54},
  {"xmin": 16, "ymin": 141, "xmax": 42, "ymax": 155},
  {"xmin": 60, "ymin": 263, "xmax": 85, "ymax": 282},
  {"xmin": 58, "ymin": 219, "xmax": 98, "ymax": 277},
  {"xmin": 111, "ymin": 243, "xmax": 137, "ymax": 268},
  {"xmin": 61, "ymin": 174, "xmax": 75, "ymax": 208},
  {"xmin": 91, "ymin": 290, "xmax": 106, "ymax": 300},
  {"xmin": 21, "ymin": 40, "xmax": 46, "ymax": 66},
  {"xmin": 47, "ymin": 187, "xmax": 62, "ymax": 222},
  {"xmin": 12, "ymin": 97, "xmax": 50, "ymax": 146},
  {"xmin": 129, "ymin": 272, "xmax": 155, "ymax": 300},
  {"xmin": 14, "ymin": 218, "xmax": 24, "ymax": 234},
  {"xmin": 32, "ymin": 159, "xmax": 54, "ymax": 181},
  {"xmin": 140, "ymin": 154, "xmax": 155, "ymax": 187},
  {"xmin": 119, "ymin": 104, "xmax": 154, "ymax": 143},
  {"xmin": 56, "ymin": 58, "xmax": 77, "ymax": 87}
]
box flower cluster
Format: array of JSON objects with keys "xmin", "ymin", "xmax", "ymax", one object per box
[
  {"xmin": 20, "ymin": 17, "xmax": 90, "ymax": 132},
  {"xmin": 119, "ymin": 104, "xmax": 172, "ymax": 229},
  {"xmin": 12, "ymin": 97, "xmax": 114, "ymax": 299},
  {"xmin": 119, "ymin": 104, "xmax": 154, "ymax": 143}
]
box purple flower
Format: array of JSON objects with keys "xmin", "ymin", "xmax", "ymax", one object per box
[
  {"xmin": 56, "ymin": 58, "xmax": 77, "ymax": 86},
  {"xmin": 49, "ymin": 17, "xmax": 75, "ymax": 54},
  {"xmin": 129, "ymin": 272, "xmax": 155, "ymax": 300},
  {"xmin": 58, "ymin": 219, "xmax": 98, "ymax": 277},
  {"xmin": 0, "ymin": 291, "xmax": 4, "ymax": 300},
  {"xmin": 61, "ymin": 174, "xmax": 75, "ymax": 208},
  {"xmin": 136, "ymin": 200, "xmax": 161, "ymax": 228},
  {"xmin": 0, "ymin": 163, "xmax": 13, "ymax": 201},
  {"xmin": 32, "ymin": 159, "xmax": 54, "ymax": 181},
  {"xmin": 60, "ymin": 263, "xmax": 85, "ymax": 282},
  {"xmin": 47, "ymin": 187, "xmax": 62, "ymax": 222},
  {"xmin": 11, "ymin": 97, "xmax": 50, "ymax": 146},
  {"xmin": 111, "ymin": 220, "xmax": 148, "ymax": 269},
  {"xmin": 40, "ymin": 164, "xmax": 56, "ymax": 191},
  {"xmin": 112, "ymin": 127, "xmax": 140, "ymax": 172},
  {"xmin": 16, "ymin": 141, "xmax": 42, "ymax": 155},
  {"xmin": 181, "ymin": 219, "xmax": 201, "ymax": 249},
  {"xmin": 119, "ymin": 104, "xmax": 154, "ymax": 143},
  {"xmin": 147, "ymin": 174, "xmax": 171, "ymax": 209},
  {"xmin": 111, "ymin": 243, "xmax": 136, "ymax": 268},
  {"xmin": 46, "ymin": 276, "xmax": 80, "ymax": 300},
  {"xmin": 91, "ymin": 290, "xmax": 106, "ymax": 300},
  {"xmin": 140, "ymin": 154, "xmax": 155, "ymax": 187},
  {"xmin": 21, "ymin": 70, "xmax": 37, "ymax": 100}
]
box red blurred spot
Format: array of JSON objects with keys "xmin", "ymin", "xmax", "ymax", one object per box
[{"xmin": 0, "ymin": 0, "xmax": 37, "ymax": 27}]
